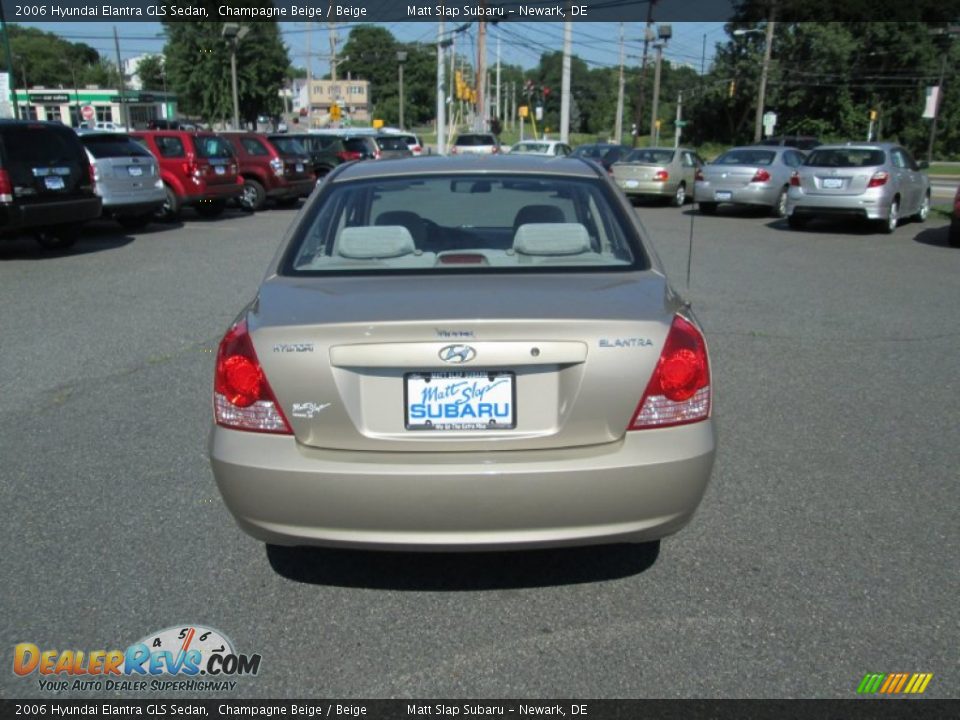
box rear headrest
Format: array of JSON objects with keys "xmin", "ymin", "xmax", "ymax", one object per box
[
  {"xmin": 337, "ymin": 226, "xmax": 415, "ymax": 259},
  {"xmin": 513, "ymin": 204, "xmax": 566, "ymax": 229},
  {"xmin": 513, "ymin": 223, "xmax": 591, "ymax": 256}
]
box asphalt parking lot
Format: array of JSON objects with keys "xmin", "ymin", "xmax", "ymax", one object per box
[{"xmin": 1, "ymin": 200, "xmax": 957, "ymax": 699}]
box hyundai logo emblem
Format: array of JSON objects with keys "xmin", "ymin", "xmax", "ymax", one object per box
[{"xmin": 438, "ymin": 344, "xmax": 476, "ymax": 364}]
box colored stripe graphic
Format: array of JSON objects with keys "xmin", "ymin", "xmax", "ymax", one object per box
[{"xmin": 858, "ymin": 672, "xmax": 933, "ymax": 694}]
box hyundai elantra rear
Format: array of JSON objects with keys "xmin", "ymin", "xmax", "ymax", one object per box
[{"xmin": 209, "ymin": 155, "xmax": 716, "ymax": 551}]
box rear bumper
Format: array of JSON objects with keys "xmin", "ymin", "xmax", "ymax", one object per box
[
  {"xmin": 0, "ymin": 197, "xmax": 102, "ymax": 233},
  {"xmin": 787, "ymin": 189, "xmax": 889, "ymax": 220},
  {"xmin": 266, "ymin": 179, "xmax": 315, "ymax": 199},
  {"xmin": 616, "ymin": 180, "xmax": 674, "ymax": 197},
  {"xmin": 100, "ymin": 190, "xmax": 166, "ymax": 216},
  {"xmin": 209, "ymin": 421, "xmax": 716, "ymax": 551},
  {"xmin": 181, "ymin": 182, "xmax": 243, "ymax": 206},
  {"xmin": 694, "ymin": 181, "xmax": 780, "ymax": 207}
]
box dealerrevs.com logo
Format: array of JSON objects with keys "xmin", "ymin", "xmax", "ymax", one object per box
[{"xmin": 13, "ymin": 625, "xmax": 261, "ymax": 693}]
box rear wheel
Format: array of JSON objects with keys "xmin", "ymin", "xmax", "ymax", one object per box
[
  {"xmin": 698, "ymin": 202, "xmax": 717, "ymax": 215},
  {"xmin": 912, "ymin": 192, "xmax": 930, "ymax": 223},
  {"xmin": 880, "ymin": 199, "xmax": 899, "ymax": 234},
  {"xmin": 155, "ymin": 184, "xmax": 180, "ymax": 222},
  {"xmin": 195, "ymin": 200, "xmax": 226, "ymax": 218},
  {"xmin": 772, "ymin": 186, "xmax": 788, "ymax": 218},
  {"xmin": 239, "ymin": 178, "xmax": 266, "ymax": 212},
  {"xmin": 117, "ymin": 214, "xmax": 152, "ymax": 230},
  {"xmin": 671, "ymin": 182, "xmax": 687, "ymax": 208},
  {"xmin": 35, "ymin": 226, "xmax": 78, "ymax": 251}
]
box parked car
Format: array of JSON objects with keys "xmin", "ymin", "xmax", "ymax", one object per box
[
  {"xmin": 0, "ymin": 120, "xmax": 101, "ymax": 250},
  {"xmin": 760, "ymin": 135, "xmax": 822, "ymax": 151},
  {"xmin": 381, "ymin": 130, "xmax": 424, "ymax": 156},
  {"xmin": 80, "ymin": 121, "xmax": 129, "ymax": 132},
  {"xmin": 951, "ymin": 185, "xmax": 960, "ymax": 248},
  {"xmin": 695, "ymin": 145, "xmax": 806, "ymax": 217},
  {"xmin": 612, "ymin": 147, "xmax": 704, "ymax": 207},
  {"xmin": 221, "ymin": 132, "xmax": 315, "ymax": 212},
  {"xmin": 129, "ymin": 130, "xmax": 243, "ymax": 220},
  {"xmin": 374, "ymin": 134, "xmax": 414, "ymax": 160},
  {"xmin": 208, "ymin": 154, "xmax": 716, "ymax": 552},
  {"xmin": 340, "ymin": 135, "xmax": 381, "ymax": 161},
  {"xmin": 508, "ymin": 140, "xmax": 572, "ymax": 157},
  {"xmin": 450, "ymin": 133, "xmax": 500, "ymax": 155},
  {"xmin": 77, "ymin": 131, "xmax": 165, "ymax": 230},
  {"xmin": 786, "ymin": 143, "xmax": 931, "ymax": 233},
  {"xmin": 570, "ymin": 143, "xmax": 632, "ymax": 172},
  {"xmin": 271, "ymin": 133, "xmax": 344, "ymax": 180},
  {"xmin": 147, "ymin": 118, "xmax": 200, "ymax": 131}
]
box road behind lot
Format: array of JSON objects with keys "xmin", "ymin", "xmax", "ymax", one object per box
[{"xmin": 1, "ymin": 203, "xmax": 957, "ymax": 698}]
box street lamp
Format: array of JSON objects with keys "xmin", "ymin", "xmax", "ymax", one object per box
[
  {"xmin": 221, "ymin": 22, "xmax": 250, "ymax": 130},
  {"xmin": 397, "ymin": 50, "xmax": 407, "ymax": 130},
  {"xmin": 733, "ymin": 18, "xmax": 776, "ymax": 143}
]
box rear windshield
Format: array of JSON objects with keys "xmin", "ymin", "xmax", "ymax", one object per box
[
  {"xmin": 626, "ymin": 149, "xmax": 675, "ymax": 164},
  {"xmin": 715, "ymin": 149, "xmax": 777, "ymax": 166},
  {"xmin": 804, "ymin": 148, "xmax": 886, "ymax": 167},
  {"xmin": 194, "ymin": 135, "xmax": 234, "ymax": 159},
  {"xmin": 455, "ymin": 135, "xmax": 496, "ymax": 146},
  {"xmin": 513, "ymin": 143, "xmax": 549, "ymax": 153},
  {"xmin": 284, "ymin": 174, "xmax": 645, "ymax": 275},
  {"xmin": 82, "ymin": 134, "xmax": 154, "ymax": 159},
  {"xmin": 344, "ymin": 138, "xmax": 373, "ymax": 153},
  {"xmin": 376, "ymin": 137, "xmax": 408, "ymax": 151},
  {"xmin": 270, "ymin": 137, "xmax": 307, "ymax": 156},
  {"xmin": 1, "ymin": 127, "xmax": 82, "ymax": 165}
]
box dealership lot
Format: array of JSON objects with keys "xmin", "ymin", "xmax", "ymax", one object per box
[{"xmin": 1, "ymin": 204, "xmax": 957, "ymax": 698}]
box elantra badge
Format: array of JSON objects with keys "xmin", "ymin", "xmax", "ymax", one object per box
[{"xmin": 438, "ymin": 344, "xmax": 476, "ymax": 364}]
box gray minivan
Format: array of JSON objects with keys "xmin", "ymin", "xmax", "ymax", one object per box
[{"xmin": 78, "ymin": 131, "xmax": 166, "ymax": 229}]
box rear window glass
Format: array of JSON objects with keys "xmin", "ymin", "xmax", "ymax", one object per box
[
  {"xmin": 376, "ymin": 137, "xmax": 408, "ymax": 151},
  {"xmin": 194, "ymin": 136, "xmax": 234, "ymax": 159},
  {"xmin": 82, "ymin": 135, "xmax": 153, "ymax": 159},
  {"xmin": 344, "ymin": 138, "xmax": 373, "ymax": 154},
  {"xmin": 1, "ymin": 127, "xmax": 82, "ymax": 165},
  {"xmin": 571, "ymin": 145, "xmax": 612, "ymax": 159},
  {"xmin": 805, "ymin": 149, "xmax": 886, "ymax": 167},
  {"xmin": 270, "ymin": 137, "xmax": 307, "ymax": 156},
  {"xmin": 455, "ymin": 135, "xmax": 496, "ymax": 146},
  {"xmin": 284, "ymin": 174, "xmax": 645, "ymax": 275},
  {"xmin": 626, "ymin": 149, "xmax": 675, "ymax": 164},
  {"xmin": 513, "ymin": 142, "xmax": 549, "ymax": 153},
  {"xmin": 240, "ymin": 137, "xmax": 270, "ymax": 156},
  {"xmin": 715, "ymin": 149, "xmax": 777, "ymax": 166},
  {"xmin": 154, "ymin": 136, "xmax": 185, "ymax": 158}
]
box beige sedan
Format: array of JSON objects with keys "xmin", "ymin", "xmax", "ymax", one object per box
[{"xmin": 612, "ymin": 147, "xmax": 703, "ymax": 206}]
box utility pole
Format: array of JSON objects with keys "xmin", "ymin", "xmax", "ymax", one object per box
[
  {"xmin": 476, "ymin": 21, "xmax": 486, "ymax": 131},
  {"xmin": 649, "ymin": 41, "xmax": 664, "ymax": 143},
  {"xmin": 495, "ymin": 37, "xmax": 501, "ymax": 123},
  {"xmin": 926, "ymin": 25, "xmax": 959, "ymax": 163},
  {"xmin": 328, "ymin": 22, "xmax": 338, "ymax": 82},
  {"xmin": 436, "ymin": 20, "xmax": 446, "ymax": 155},
  {"xmin": 614, "ymin": 23, "xmax": 625, "ymax": 143},
  {"xmin": 0, "ymin": 3, "xmax": 19, "ymax": 119},
  {"xmin": 753, "ymin": 7, "xmax": 776, "ymax": 143},
  {"xmin": 397, "ymin": 51, "xmax": 407, "ymax": 129},
  {"xmin": 113, "ymin": 27, "xmax": 128, "ymax": 128},
  {"xmin": 632, "ymin": 0, "xmax": 656, "ymax": 147},
  {"xmin": 560, "ymin": 18, "xmax": 572, "ymax": 143},
  {"xmin": 674, "ymin": 91, "xmax": 682, "ymax": 148}
]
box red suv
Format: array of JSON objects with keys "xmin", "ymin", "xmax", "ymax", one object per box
[
  {"xmin": 221, "ymin": 132, "xmax": 316, "ymax": 212},
  {"xmin": 129, "ymin": 131, "xmax": 243, "ymax": 220}
]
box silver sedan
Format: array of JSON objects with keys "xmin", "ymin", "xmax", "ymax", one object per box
[
  {"xmin": 695, "ymin": 145, "xmax": 806, "ymax": 217},
  {"xmin": 208, "ymin": 155, "xmax": 716, "ymax": 552},
  {"xmin": 612, "ymin": 147, "xmax": 703, "ymax": 207},
  {"xmin": 786, "ymin": 143, "xmax": 931, "ymax": 234}
]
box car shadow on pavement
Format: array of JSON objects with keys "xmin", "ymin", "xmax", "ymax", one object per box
[
  {"xmin": 0, "ymin": 231, "xmax": 135, "ymax": 260},
  {"xmin": 266, "ymin": 541, "xmax": 660, "ymax": 590},
  {"xmin": 763, "ymin": 217, "xmax": 883, "ymax": 235},
  {"xmin": 913, "ymin": 224, "xmax": 956, "ymax": 248}
]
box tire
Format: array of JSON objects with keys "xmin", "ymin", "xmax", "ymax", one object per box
[
  {"xmin": 787, "ymin": 214, "xmax": 809, "ymax": 229},
  {"xmin": 879, "ymin": 199, "xmax": 899, "ymax": 234},
  {"xmin": 772, "ymin": 186, "xmax": 788, "ymax": 218},
  {"xmin": 117, "ymin": 214, "xmax": 152, "ymax": 230},
  {"xmin": 195, "ymin": 200, "xmax": 226, "ymax": 218},
  {"xmin": 239, "ymin": 178, "xmax": 266, "ymax": 212},
  {"xmin": 912, "ymin": 192, "xmax": 930, "ymax": 223},
  {"xmin": 671, "ymin": 182, "xmax": 687, "ymax": 208},
  {"xmin": 35, "ymin": 226, "xmax": 78, "ymax": 251},
  {"xmin": 155, "ymin": 184, "xmax": 180, "ymax": 222},
  {"xmin": 698, "ymin": 202, "xmax": 717, "ymax": 215}
]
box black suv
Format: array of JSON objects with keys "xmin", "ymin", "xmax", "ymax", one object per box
[{"xmin": 0, "ymin": 120, "xmax": 102, "ymax": 249}]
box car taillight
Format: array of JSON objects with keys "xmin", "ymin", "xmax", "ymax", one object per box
[
  {"xmin": 694, "ymin": 168, "xmax": 704, "ymax": 182},
  {"xmin": 374, "ymin": 149, "xmax": 381, "ymax": 160},
  {"xmin": 450, "ymin": 147, "xmax": 458, "ymax": 155},
  {"xmin": 336, "ymin": 151, "xmax": 362, "ymax": 162},
  {"xmin": 270, "ymin": 157, "xmax": 284, "ymax": 177},
  {"xmin": 629, "ymin": 315, "xmax": 711, "ymax": 430},
  {"xmin": 214, "ymin": 319, "xmax": 292, "ymax": 435},
  {"xmin": 867, "ymin": 171, "xmax": 889, "ymax": 188},
  {"xmin": 412, "ymin": 145, "xmax": 421, "ymax": 153},
  {"xmin": 492, "ymin": 147, "xmax": 500, "ymax": 154},
  {"xmin": 789, "ymin": 171, "xmax": 800, "ymax": 187},
  {"xmin": 0, "ymin": 169, "xmax": 12, "ymax": 203},
  {"xmin": 751, "ymin": 169, "xmax": 771, "ymax": 183},
  {"xmin": 182, "ymin": 160, "xmax": 202, "ymax": 181},
  {"xmin": 654, "ymin": 170, "xmax": 669, "ymax": 182},
  {"xmin": 87, "ymin": 163, "xmax": 97, "ymax": 187}
]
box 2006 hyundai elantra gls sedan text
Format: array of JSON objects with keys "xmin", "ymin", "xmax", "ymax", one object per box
[{"xmin": 209, "ymin": 155, "xmax": 716, "ymax": 551}]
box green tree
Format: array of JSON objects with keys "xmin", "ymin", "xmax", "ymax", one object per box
[
  {"xmin": 7, "ymin": 24, "xmax": 103, "ymax": 89},
  {"xmin": 136, "ymin": 55, "xmax": 166, "ymax": 92}
]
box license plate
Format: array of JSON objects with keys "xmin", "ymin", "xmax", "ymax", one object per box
[
  {"xmin": 44, "ymin": 176, "xmax": 65, "ymax": 190},
  {"xmin": 214, "ymin": 166, "xmax": 225, "ymax": 175},
  {"xmin": 625, "ymin": 179, "xmax": 639, "ymax": 188},
  {"xmin": 127, "ymin": 166, "xmax": 143, "ymax": 177},
  {"xmin": 405, "ymin": 371, "xmax": 515, "ymax": 431},
  {"xmin": 714, "ymin": 190, "xmax": 733, "ymax": 201},
  {"xmin": 822, "ymin": 177, "xmax": 843, "ymax": 189},
  {"xmin": 295, "ymin": 163, "xmax": 304, "ymax": 172}
]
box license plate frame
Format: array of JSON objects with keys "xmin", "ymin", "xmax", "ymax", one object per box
[
  {"xmin": 822, "ymin": 177, "xmax": 843, "ymax": 189},
  {"xmin": 44, "ymin": 176, "xmax": 65, "ymax": 190},
  {"xmin": 214, "ymin": 165, "xmax": 226, "ymax": 175},
  {"xmin": 714, "ymin": 190, "xmax": 733, "ymax": 201},
  {"xmin": 127, "ymin": 166, "xmax": 143, "ymax": 177},
  {"xmin": 625, "ymin": 179, "xmax": 639, "ymax": 189},
  {"xmin": 295, "ymin": 163, "xmax": 304, "ymax": 173},
  {"xmin": 404, "ymin": 371, "xmax": 516, "ymax": 431}
]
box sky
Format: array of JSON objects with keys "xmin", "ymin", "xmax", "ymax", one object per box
[{"xmin": 18, "ymin": 21, "xmax": 731, "ymax": 77}]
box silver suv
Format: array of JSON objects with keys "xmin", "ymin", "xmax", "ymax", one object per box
[{"xmin": 786, "ymin": 143, "xmax": 930, "ymax": 234}]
